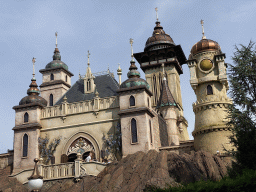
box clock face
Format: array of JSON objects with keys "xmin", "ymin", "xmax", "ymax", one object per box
[{"xmin": 200, "ymin": 59, "xmax": 213, "ymax": 71}]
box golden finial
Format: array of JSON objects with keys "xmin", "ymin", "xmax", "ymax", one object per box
[
  {"xmin": 129, "ymin": 38, "xmax": 134, "ymax": 61},
  {"xmin": 155, "ymin": 7, "xmax": 158, "ymax": 21},
  {"xmin": 87, "ymin": 50, "xmax": 90, "ymax": 66},
  {"xmin": 32, "ymin": 57, "xmax": 36, "ymax": 79},
  {"xmin": 200, "ymin": 20, "xmax": 206, "ymax": 39},
  {"xmin": 55, "ymin": 32, "xmax": 58, "ymax": 47}
]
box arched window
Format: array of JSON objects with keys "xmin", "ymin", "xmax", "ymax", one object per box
[
  {"xmin": 130, "ymin": 96, "xmax": 135, "ymax": 106},
  {"xmin": 24, "ymin": 112, "xmax": 29, "ymax": 123},
  {"xmin": 87, "ymin": 80, "xmax": 91, "ymax": 91},
  {"xmin": 131, "ymin": 118, "xmax": 138, "ymax": 143},
  {"xmin": 50, "ymin": 94, "xmax": 53, "ymax": 106},
  {"xmin": 149, "ymin": 120, "xmax": 152, "ymax": 144},
  {"xmin": 207, "ymin": 85, "xmax": 213, "ymax": 95},
  {"xmin": 50, "ymin": 73, "xmax": 54, "ymax": 81},
  {"xmin": 23, "ymin": 134, "xmax": 28, "ymax": 157},
  {"xmin": 65, "ymin": 75, "xmax": 67, "ymax": 82},
  {"xmin": 153, "ymin": 74, "xmax": 157, "ymax": 105}
]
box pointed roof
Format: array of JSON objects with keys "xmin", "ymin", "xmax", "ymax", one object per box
[{"xmin": 157, "ymin": 77, "xmax": 177, "ymax": 108}]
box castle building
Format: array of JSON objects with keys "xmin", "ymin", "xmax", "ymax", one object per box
[{"xmin": 1, "ymin": 17, "xmax": 232, "ymax": 175}]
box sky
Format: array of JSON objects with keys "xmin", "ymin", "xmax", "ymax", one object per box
[{"xmin": 0, "ymin": 0, "xmax": 255, "ymax": 154}]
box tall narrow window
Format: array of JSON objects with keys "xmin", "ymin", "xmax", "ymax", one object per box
[
  {"xmin": 130, "ymin": 96, "xmax": 135, "ymax": 106},
  {"xmin": 87, "ymin": 80, "xmax": 91, "ymax": 91},
  {"xmin": 148, "ymin": 98, "xmax": 150, "ymax": 107},
  {"xmin": 50, "ymin": 73, "xmax": 54, "ymax": 81},
  {"xmin": 131, "ymin": 118, "xmax": 138, "ymax": 143},
  {"xmin": 65, "ymin": 75, "xmax": 68, "ymax": 82},
  {"xmin": 50, "ymin": 94, "xmax": 53, "ymax": 106},
  {"xmin": 23, "ymin": 134, "xmax": 28, "ymax": 157},
  {"xmin": 153, "ymin": 75, "xmax": 157, "ymax": 105},
  {"xmin": 24, "ymin": 112, "xmax": 29, "ymax": 123},
  {"xmin": 207, "ymin": 85, "xmax": 213, "ymax": 95},
  {"xmin": 149, "ymin": 120, "xmax": 152, "ymax": 144}
]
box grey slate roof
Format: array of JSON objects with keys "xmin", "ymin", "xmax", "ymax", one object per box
[{"xmin": 55, "ymin": 74, "xmax": 119, "ymax": 105}]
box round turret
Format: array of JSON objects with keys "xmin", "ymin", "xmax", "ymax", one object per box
[
  {"xmin": 45, "ymin": 48, "xmax": 68, "ymax": 70},
  {"xmin": 19, "ymin": 78, "xmax": 47, "ymax": 106},
  {"xmin": 120, "ymin": 61, "xmax": 149, "ymax": 89},
  {"xmin": 190, "ymin": 39, "xmax": 221, "ymax": 56},
  {"xmin": 144, "ymin": 21, "xmax": 175, "ymax": 52}
]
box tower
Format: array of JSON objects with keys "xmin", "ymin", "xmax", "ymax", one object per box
[
  {"xmin": 187, "ymin": 20, "xmax": 233, "ymax": 154},
  {"xmin": 12, "ymin": 58, "xmax": 47, "ymax": 174},
  {"xmin": 157, "ymin": 64, "xmax": 180, "ymax": 146},
  {"xmin": 134, "ymin": 10, "xmax": 189, "ymax": 140},
  {"xmin": 39, "ymin": 32, "xmax": 74, "ymax": 106},
  {"xmin": 118, "ymin": 39, "xmax": 155, "ymax": 157}
]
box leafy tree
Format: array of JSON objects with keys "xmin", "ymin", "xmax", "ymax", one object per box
[
  {"xmin": 227, "ymin": 41, "xmax": 256, "ymax": 174},
  {"xmin": 102, "ymin": 122, "xmax": 122, "ymax": 160},
  {"xmin": 38, "ymin": 135, "xmax": 61, "ymax": 164}
]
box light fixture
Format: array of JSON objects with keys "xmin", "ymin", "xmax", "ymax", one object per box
[{"xmin": 28, "ymin": 158, "xmax": 43, "ymax": 192}]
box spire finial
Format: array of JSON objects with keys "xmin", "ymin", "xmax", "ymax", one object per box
[
  {"xmin": 32, "ymin": 57, "xmax": 36, "ymax": 79},
  {"xmin": 129, "ymin": 38, "xmax": 134, "ymax": 61},
  {"xmin": 55, "ymin": 32, "xmax": 58, "ymax": 47},
  {"xmin": 155, "ymin": 7, "xmax": 158, "ymax": 21},
  {"xmin": 108, "ymin": 64, "xmax": 110, "ymax": 73},
  {"xmin": 87, "ymin": 50, "xmax": 90, "ymax": 66},
  {"xmin": 162, "ymin": 63, "xmax": 166, "ymax": 80},
  {"xmin": 201, "ymin": 20, "xmax": 206, "ymax": 39}
]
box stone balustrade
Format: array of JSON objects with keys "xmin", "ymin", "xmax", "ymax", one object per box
[
  {"xmin": 39, "ymin": 162, "xmax": 75, "ymax": 179},
  {"xmin": 41, "ymin": 96, "xmax": 119, "ymax": 118}
]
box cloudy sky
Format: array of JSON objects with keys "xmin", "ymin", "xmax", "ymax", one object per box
[{"xmin": 0, "ymin": 0, "xmax": 255, "ymax": 154}]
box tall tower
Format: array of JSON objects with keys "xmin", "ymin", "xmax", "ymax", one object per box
[
  {"xmin": 187, "ymin": 20, "xmax": 233, "ymax": 154},
  {"xmin": 39, "ymin": 32, "xmax": 73, "ymax": 106},
  {"xmin": 134, "ymin": 9, "xmax": 188, "ymax": 140},
  {"xmin": 118, "ymin": 39, "xmax": 155, "ymax": 157},
  {"xmin": 12, "ymin": 58, "xmax": 47, "ymax": 174}
]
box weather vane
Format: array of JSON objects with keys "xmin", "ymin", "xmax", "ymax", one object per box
[
  {"xmin": 87, "ymin": 50, "xmax": 90, "ymax": 65},
  {"xmin": 200, "ymin": 20, "xmax": 206, "ymax": 39},
  {"xmin": 155, "ymin": 7, "xmax": 158, "ymax": 21},
  {"xmin": 32, "ymin": 57, "xmax": 36, "ymax": 79},
  {"xmin": 129, "ymin": 38, "xmax": 134, "ymax": 61},
  {"xmin": 55, "ymin": 32, "xmax": 58, "ymax": 47}
]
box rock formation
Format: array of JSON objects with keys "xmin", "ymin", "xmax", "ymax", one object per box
[{"xmin": 0, "ymin": 150, "xmax": 229, "ymax": 192}]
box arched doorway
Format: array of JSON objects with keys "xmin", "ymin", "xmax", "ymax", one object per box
[{"xmin": 66, "ymin": 137, "xmax": 95, "ymax": 162}]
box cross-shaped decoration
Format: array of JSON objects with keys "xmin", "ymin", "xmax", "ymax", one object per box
[
  {"xmin": 200, "ymin": 20, "xmax": 206, "ymax": 39},
  {"xmin": 55, "ymin": 32, "xmax": 58, "ymax": 47},
  {"xmin": 32, "ymin": 57, "xmax": 36, "ymax": 79},
  {"xmin": 155, "ymin": 7, "xmax": 158, "ymax": 21},
  {"xmin": 87, "ymin": 50, "xmax": 90, "ymax": 65},
  {"xmin": 129, "ymin": 38, "xmax": 134, "ymax": 61}
]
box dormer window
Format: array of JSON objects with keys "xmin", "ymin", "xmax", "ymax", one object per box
[
  {"xmin": 50, "ymin": 73, "xmax": 54, "ymax": 81},
  {"xmin": 207, "ymin": 85, "xmax": 213, "ymax": 95},
  {"xmin": 130, "ymin": 96, "xmax": 135, "ymax": 106},
  {"xmin": 87, "ymin": 79, "xmax": 91, "ymax": 91}
]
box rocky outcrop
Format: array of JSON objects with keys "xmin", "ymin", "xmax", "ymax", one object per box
[{"xmin": 0, "ymin": 150, "xmax": 229, "ymax": 192}]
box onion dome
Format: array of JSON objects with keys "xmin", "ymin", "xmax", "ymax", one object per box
[
  {"xmin": 190, "ymin": 38, "xmax": 221, "ymax": 56},
  {"xmin": 45, "ymin": 48, "xmax": 68, "ymax": 70},
  {"xmin": 120, "ymin": 61, "xmax": 149, "ymax": 89},
  {"xmin": 145, "ymin": 21, "xmax": 175, "ymax": 51},
  {"xmin": 19, "ymin": 78, "xmax": 47, "ymax": 106}
]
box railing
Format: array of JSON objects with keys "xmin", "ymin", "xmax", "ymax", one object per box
[
  {"xmin": 41, "ymin": 96, "xmax": 119, "ymax": 119},
  {"xmin": 10, "ymin": 160, "xmax": 107, "ymax": 184},
  {"xmin": 39, "ymin": 162, "xmax": 75, "ymax": 179}
]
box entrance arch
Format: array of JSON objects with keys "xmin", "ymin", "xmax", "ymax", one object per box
[{"xmin": 62, "ymin": 132, "xmax": 100, "ymax": 161}]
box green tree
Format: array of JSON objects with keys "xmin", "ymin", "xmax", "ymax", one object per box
[{"xmin": 227, "ymin": 41, "xmax": 256, "ymax": 174}]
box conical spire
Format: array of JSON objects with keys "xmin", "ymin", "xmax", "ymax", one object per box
[
  {"xmin": 27, "ymin": 57, "xmax": 40, "ymax": 96},
  {"xmin": 157, "ymin": 64, "xmax": 177, "ymax": 108}
]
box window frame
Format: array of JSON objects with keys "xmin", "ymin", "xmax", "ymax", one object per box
[{"xmin": 131, "ymin": 118, "xmax": 138, "ymax": 144}]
